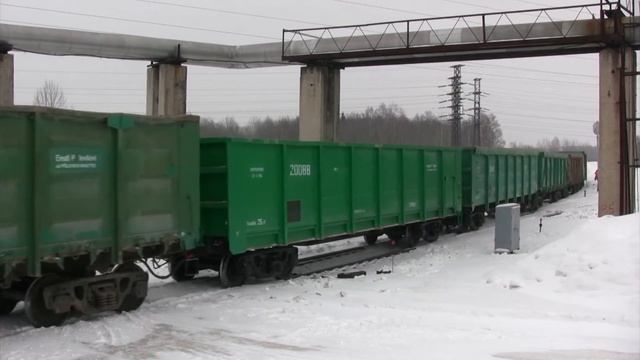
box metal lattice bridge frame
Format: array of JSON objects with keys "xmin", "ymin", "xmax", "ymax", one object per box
[{"xmin": 281, "ymin": 1, "xmax": 637, "ymax": 66}]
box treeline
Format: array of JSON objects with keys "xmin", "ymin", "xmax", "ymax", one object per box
[
  {"xmin": 200, "ymin": 103, "xmax": 506, "ymax": 148},
  {"xmin": 518, "ymin": 136, "xmax": 640, "ymax": 162}
]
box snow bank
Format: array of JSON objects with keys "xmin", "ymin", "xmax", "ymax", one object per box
[{"xmin": 487, "ymin": 213, "xmax": 640, "ymax": 314}]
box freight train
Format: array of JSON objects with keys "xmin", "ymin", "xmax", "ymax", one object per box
[{"xmin": 0, "ymin": 107, "xmax": 586, "ymax": 327}]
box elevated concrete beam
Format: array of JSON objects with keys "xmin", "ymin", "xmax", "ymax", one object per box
[
  {"xmin": 146, "ymin": 63, "xmax": 187, "ymax": 116},
  {"xmin": 0, "ymin": 23, "xmax": 288, "ymax": 69},
  {"xmin": 0, "ymin": 53, "xmax": 14, "ymax": 106},
  {"xmin": 1, "ymin": 16, "xmax": 639, "ymax": 69},
  {"xmin": 598, "ymin": 47, "xmax": 636, "ymax": 216},
  {"xmin": 299, "ymin": 66, "xmax": 340, "ymax": 142}
]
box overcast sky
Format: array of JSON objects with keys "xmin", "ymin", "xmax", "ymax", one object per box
[{"xmin": 1, "ymin": 0, "xmax": 637, "ymax": 146}]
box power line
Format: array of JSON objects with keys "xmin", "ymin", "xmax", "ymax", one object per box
[
  {"xmin": 498, "ymin": 111, "xmax": 595, "ymax": 124},
  {"xmin": 0, "ymin": 19, "xmax": 94, "ymax": 32},
  {"xmin": 134, "ymin": 0, "xmax": 328, "ymax": 27},
  {"xmin": 469, "ymin": 63, "xmax": 597, "ymax": 78},
  {"xmin": 328, "ymin": 0, "xmax": 435, "ymax": 17},
  {"xmin": 16, "ymin": 65, "xmax": 597, "ymax": 85},
  {"xmin": 500, "ymin": 126, "xmax": 595, "ymax": 139},
  {"xmin": 0, "ymin": 3, "xmax": 279, "ymax": 40},
  {"xmin": 456, "ymin": 69, "xmax": 597, "ymax": 86},
  {"xmin": 407, "ymin": 65, "xmax": 597, "ymax": 86}
]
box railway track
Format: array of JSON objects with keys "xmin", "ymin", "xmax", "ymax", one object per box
[{"xmin": 292, "ymin": 240, "xmax": 417, "ymax": 277}]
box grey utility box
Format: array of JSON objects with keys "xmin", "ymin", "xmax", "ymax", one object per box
[{"xmin": 495, "ymin": 203, "xmax": 520, "ymax": 253}]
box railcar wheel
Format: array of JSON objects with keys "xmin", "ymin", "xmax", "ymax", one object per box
[
  {"xmin": 529, "ymin": 196, "xmax": 541, "ymax": 211},
  {"xmin": 364, "ymin": 233, "xmax": 378, "ymax": 246},
  {"xmin": 24, "ymin": 275, "xmax": 67, "ymax": 327},
  {"xmin": 423, "ymin": 223, "xmax": 440, "ymax": 243},
  {"xmin": 169, "ymin": 256, "xmax": 196, "ymax": 282},
  {"xmin": 399, "ymin": 225, "xmax": 421, "ymax": 247},
  {"xmin": 0, "ymin": 296, "xmax": 18, "ymax": 315},
  {"xmin": 219, "ymin": 255, "xmax": 247, "ymax": 288},
  {"xmin": 114, "ymin": 263, "xmax": 147, "ymax": 313},
  {"xmin": 471, "ymin": 211, "xmax": 485, "ymax": 229},
  {"xmin": 462, "ymin": 211, "xmax": 477, "ymax": 232}
]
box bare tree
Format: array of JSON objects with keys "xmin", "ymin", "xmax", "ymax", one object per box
[
  {"xmin": 199, "ymin": 102, "xmax": 506, "ymax": 149},
  {"xmin": 33, "ymin": 80, "xmax": 68, "ymax": 108}
]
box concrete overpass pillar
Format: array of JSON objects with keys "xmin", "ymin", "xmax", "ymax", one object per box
[
  {"xmin": 598, "ymin": 47, "xmax": 636, "ymax": 216},
  {"xmin": 299, "ymin": 66, "xmax": 340, "ymax": 141},
  {"xmin": 146, "ymin": 63, "xmax": 187, "ymax": 116},
  {"xmin": 0, "ymin": 53, "xmax": 14, "ymax": 106}
]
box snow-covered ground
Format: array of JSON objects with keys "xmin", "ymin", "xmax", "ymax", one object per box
[{"xmin": 1, "ymin": 162, "xmax": 638, "ymax": 360}]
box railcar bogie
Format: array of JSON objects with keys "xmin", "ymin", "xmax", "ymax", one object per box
[{"xmin": 217, "ymin": 246, "xmax": 298, "ymax": 287}]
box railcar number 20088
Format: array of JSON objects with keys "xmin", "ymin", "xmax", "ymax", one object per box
[{"xmin": 289, "ymin": 164, "xmax": 311, "ymax": 176}]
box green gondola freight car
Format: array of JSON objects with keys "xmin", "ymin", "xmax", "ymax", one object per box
[
  {"xmin": 540, "ymin": 152, "xmax": 568, "ymax": 201},
  {"xmin": 186, "ymin": 138, "xmax": 463, "ymax": 286},
  {"xmin": 0, "ymin": 107, "xmax": 200, "ymax": 326},
  {"xmin": 461, "ymin": 148, "xmax": 541, "ymax": 229}
]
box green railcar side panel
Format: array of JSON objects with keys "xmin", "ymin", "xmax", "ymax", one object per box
[
  {"xmin": 524, "ymin": 156, "xmax": 530, "ymax": 196},
  {"xmin": 402, "ymin": 149, "xmax": 423, "ymax": 223},
  {"xmin": 531, "ymin": 156, "xmax": 537, "ymax": 193},
  {"xmin": 498, "ymin": 156, "xmax": 507, "ymax": 201},
  {"xmin": 514, "ymin": 156, "xmax": 520, "ymax": 198},
  {"xmin": 462, "ymin": 148, "xmax": 543, "ymax": 210},
  {"xmin": 202, "ymin": 138, "xmax": 464, "ymax": 255},
  {"xmin": 0, "ymin": 111, "xmax": 32, "ymax": 275},
  {"xmin": 34, "ymin": 112, "xmax": 115, "ymax": 268},
  {"xmin": 286, "ymin": 145, "xmax": 320, "ymax": 242},
  {"xmin": 0, "ymin": 107, "xmax": 200, "ymax": 279},
  {"xmin": 539, "ymin": 152, "xmax": 568, "ymax": 192},
  {"xmin": 441, "ymin": 151, "xmax": 459, "ymax": 214},
  {"xmin": 379, "ymin": 148, "xmax": 402, "ymax": 226},
  {"xmin": 352, "ymin": 147, "xmax": 378, "ymax": 232},
  {"xmin": 320, "ymin": 146, "xmax": 350, "ymax": 236},
  {"xmin": 472, "ymin": 154, "xmax": 486, "ymax": 206},
  {"xmin": 200, "ymin": 142, "xmax": 228, "ymax": 239},
  {"xmin": 423, "ymin": 151, "xmax": 442, "ymax": 217},
  {"xmin": 177, "ymin": 122, "xmax": 201, "ymax": 251},
  {"xmin": 507, "ymin": 156, "xmax": 517, "ymax": 199},
  {"xmin": 487, "ymin": 156, "xmax": 497, "ymax": 203},
  {"xmin": 227, "ymin": 142, "xmax": 283, "ymax": 253}
]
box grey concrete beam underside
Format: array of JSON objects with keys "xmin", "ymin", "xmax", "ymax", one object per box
[
  {"xmin": 0, "ymin": 23, "xmax": 286, "ymax": 69},
  {"xmin": 0, "ymin": 17, "xmax": 638, "ymax": 68}
]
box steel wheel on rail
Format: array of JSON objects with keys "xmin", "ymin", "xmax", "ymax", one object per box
[
  {"xmin": 364, "ymin": 233, "xmax": 378, "ymax": 246},
  {"xmin": 422, "ymin": 222, "xmax": 440, "ymax": 243},
  {"xmin": 24, "ymin": 274, "xmax": 67, "ymax": 327},
  {"xmin": 400, "ymin": 225, "xmax": 421, "ymax": 248},
  {"xmin": 114, "ymin": 263, "xmax": 147, "ymax": 313},
  {"xmin": 471, "ymin": 211, "xmax": 485, "ymax": 229},
  {"xmin": 219, "ymin": 255, "xmax": 247, "ymax": 288}
]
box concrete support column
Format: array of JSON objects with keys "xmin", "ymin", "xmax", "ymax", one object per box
[
  {"xmin": 299, "ymin": 66, "xmax": 340, "ymax": 141},
  {"xmin": 146, "ymin": 63, "xmax": 187, "ymax": 116},
  {"xmin": 598, "ymin": 47, "xmax": 636, "ymax": 216},
  {"xmin": 0, "ymin": 53, "xmax": 14, "ymax": 106}
]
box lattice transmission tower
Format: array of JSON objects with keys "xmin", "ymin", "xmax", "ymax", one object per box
[
  {"xmin": 439, "ymin": 64, "xmax": 465, "ymax": 146},
  {"xmin": 469, "ymin": 78, "xmax": 488, "ymax": 147}
]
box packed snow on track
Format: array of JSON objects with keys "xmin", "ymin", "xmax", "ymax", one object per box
[{"xmin": 1, "ymin": 162, "xmax": 638, "ymax": 360}]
